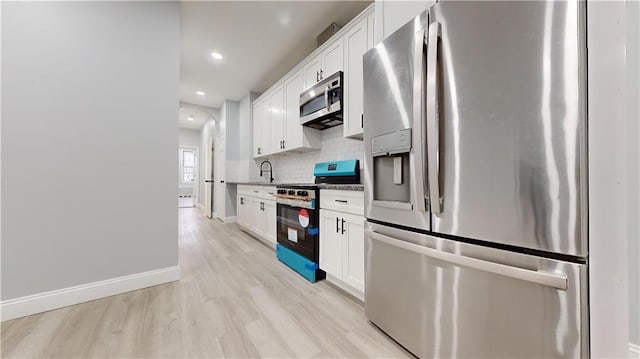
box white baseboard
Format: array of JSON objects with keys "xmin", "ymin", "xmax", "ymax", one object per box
[
  {"xmin": 1, "ymin": 265, "xmax": 180, "ymax": 322},
  {"xmin": 223, "ymin": 216, "xmax": 237, "ymax": 223},
  {"xmin": 630, "ymin": 343, "xmax": 640, "ymax": 358},
  {"xmin": 325, "ymin": 274, "xmax": 364, "ymax": 302}
]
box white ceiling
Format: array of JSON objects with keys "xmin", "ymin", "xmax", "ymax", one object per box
[
  {"xmin": 180, "ymin": 1, "xmax": 372, "ymax": 110},
  {"xmin": 179, "ymin": 106, "xmax": 212, "ymax": 131}
]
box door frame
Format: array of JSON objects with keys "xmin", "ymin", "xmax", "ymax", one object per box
[{"xmin": 178, "ymin": 145, "xmax": 199, "ymax": 207}]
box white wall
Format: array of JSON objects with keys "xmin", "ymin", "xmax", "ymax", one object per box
[
  {"xmin": 588, "ymin": 1, "xmax": 630, "ymax": 356},
  {"xmin": 248, "ymin": 125, "xmax": 364, "ymax": 183},
  {"xmin": 1, "ymin": 2, "xmax": 180, "ymax": 300},
  {"xmin": 231, "ymin": 93, "xmax": 260, "ymax": 182},
  {"xmin": 179, "ymin": 128, "xmax": 200, "ymax": 147},
  {"xmin": 626, "ymin": 0, "xmax": 640, "ymax": 351}
]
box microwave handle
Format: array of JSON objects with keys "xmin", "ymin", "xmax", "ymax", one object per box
[{"xmin": 324, "ymin": 85, "xmax": 330, "ymax": 112}]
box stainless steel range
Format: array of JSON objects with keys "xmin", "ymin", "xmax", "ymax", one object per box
[{"xmin": 275, "ymin": 160, "xmax": 360, "ymax": 282}]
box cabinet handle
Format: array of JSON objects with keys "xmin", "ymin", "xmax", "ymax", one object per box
[
  {"xmin": 282, "ymin": 139, "xmax": 285, "ymax": 149},
  {"xmin": 320, "ymin": 69, "xmax": 323, "ymax": 79},
  {"xmin": 334, "ymin": 199, "xmax": 348, "ymax": 203},
  {"xmin": 361, "ymin": 113, "xmax": 364, "ymax": 128},
  {"xmin": 341, "ymin": 218, "xmax": 346, "ymax": 235},
  {"xmin": 336, "ymin": 217, "xmax": 340, "ymax": 233},
  {"xmin": 316, "ymin": 71, "xmax": 319, "ymax": 82},
  {"xmin": 240, "ymin": 197, "xmax": 244, "ymax": 205}
]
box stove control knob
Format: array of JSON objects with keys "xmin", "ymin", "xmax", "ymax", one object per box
[
  {"xmin": 288, "ymin": 190, "xmax": 296, "ymax": 195},
  {"xmin": 277, "ymin": 189, "xmax": 287, "ymax": 194},
  {"xmin": 297, "ymin": 191, "xmax": 309, "ymax": 197}
]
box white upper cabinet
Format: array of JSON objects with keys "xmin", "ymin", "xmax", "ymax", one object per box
[
  {"xmin": 268, "ymin": 85, "xmax": 284, "ymax": 155},
  {"xmin": 283, "ymin": 70, "xmax": 321, "ymax": 152},
  {"xmin": 303, "ymin": 56, "xmax": 323, "ymax": 90},
  {"xmin": 252, "ymin": 4, "xmax": 374, "ymax": 151},
  {"xmin": 304, "ymin": 38, "xmax": 345, "ymax": 90},
  {"xmin": 321, "ymin": 38, "xmax": 344, "ymax": 81},
  {"xmin": 343, "ymin": 15, "xmax": 371, "ymax": 139},
  {"xmin": 252, "ymin": 100, "xmax": 265, "ymax": 157}
]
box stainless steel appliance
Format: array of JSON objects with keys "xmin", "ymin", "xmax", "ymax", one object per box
[
  {"xmin": 275, "ymin": 185, "xmax": 324, "ymax": 282},
  {"xmin": 299, "ymin": 71, "xmax": 343, "ymax": 130},
  {"xmin": 363, "ymin": 2, "xmax": 588, "ymax": 357},
  {"xmin": 276, "ymin": 160, "xmax": 360, "ymax": 282}
]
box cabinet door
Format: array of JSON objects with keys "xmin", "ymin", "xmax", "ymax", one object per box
[
  {"xmin": 237, "ymin": 196, "xmax": 244, "ymax": 226},
  {"xmin": 248, "ymin": 197, "xmax": 262, "ymax": 234},
  {"xmin": 344, "ymin": 18, "xmax": 368, "ymax": 138},
  {"xmin": 261, "ymin": 98, "xmax": 273, "ymax": 156},
  {"xmin": 341, "ymin": 213, "xmax": 365, "ymax": 292},
  {"xmin": 304, "ymin": 56, "xmax": 322, "ymax": 89},
  {"xmin": 367, "ymin": 12, "xmax": 375, "ymax": 49},
  {"xmin": 268, "ymin": 85, "xmax": 285, "ymax": 154},
  {"xmin": 321, "ymin": 38, "xmax": 344, "ymax": 80},
  {"xmin": 252, "ymin": 101, "xmax": 265, "ymax": 157},
  {"xmin": 263, "ymin": 200, "xmax": 277, "ymax": 245},
  {"xmin": 283, "ymin": 70, "xmax": 304, "ymax": 150},
  {"xmin": 319, "ymin": 209, "xmax": 343, "ymax": 278}
]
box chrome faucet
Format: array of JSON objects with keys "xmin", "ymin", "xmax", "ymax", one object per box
[{"xmin": 259, "ymin": 161, "xmax": 274, "ymax": 183}]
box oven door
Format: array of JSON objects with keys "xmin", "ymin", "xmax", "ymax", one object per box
[{"xmin": 276, "ymin": 203, "xmax": 318, "ymax": 262}]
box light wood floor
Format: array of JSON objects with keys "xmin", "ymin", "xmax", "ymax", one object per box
[{"xmin": 1, "ymin": 207, "xmax": 410, "ymax": 358}]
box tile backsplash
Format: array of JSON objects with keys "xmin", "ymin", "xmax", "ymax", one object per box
[{"xmin": 245, "ymin": 125, "xmax": 364, "ymax": 183}]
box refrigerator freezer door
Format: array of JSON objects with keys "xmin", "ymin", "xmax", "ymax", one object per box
[
  {"xmin": 365, "ymin": 222, "xmax": 588, "ymax": 358},
  {"xmin": 428, "ymin": 1, "xmax": 587, "ymax": 257},
  {"xmin": 363, "ymin": 11, "xmax": 430, "ymax": 231}
]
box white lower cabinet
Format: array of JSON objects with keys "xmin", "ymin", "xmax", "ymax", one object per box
[
  {"xmin": 262, "ymin": 200, "xmax": 277, "ymax": 245},
  {"xmin": 319, "ymin": 208, "xmax": 365, "ymax": 299},
  {"xmin": 237, "ymin": 186, "xmax": 277, "ymax": 248}
]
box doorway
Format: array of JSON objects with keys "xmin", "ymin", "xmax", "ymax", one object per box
[
  {"xmin": 204, "ymin": 137, "xmax": 215, "ymax": 218},
  {"xmin": 179, "ymin": 146, "xmax": 198, "ymax": 208}
]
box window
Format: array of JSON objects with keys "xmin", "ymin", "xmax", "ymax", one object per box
[{"xmin": 182, "ymin": 150, "xmax": 195, "ymax": 183}]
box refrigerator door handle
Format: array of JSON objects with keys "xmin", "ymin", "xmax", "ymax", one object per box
[
  {"xmin": 367, "ymin": 229, "xmax": 568, "ymax": 290},
  {"xmin": 426, "ymin": 21, "xmax": 442, "ymax": 215},
  {"xmin": 412, "ymin": 27, "xmax": 428, "ymax": 212}
]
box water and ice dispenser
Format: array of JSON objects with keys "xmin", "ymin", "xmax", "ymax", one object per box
[{"xmin": 371, "ymin": 129, "xmax": 412, "ymax": 204}]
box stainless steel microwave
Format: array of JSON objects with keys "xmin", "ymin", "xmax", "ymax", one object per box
[{"xmin": 299, "ymin": 71, "xmax": 343, "ymax": 130}]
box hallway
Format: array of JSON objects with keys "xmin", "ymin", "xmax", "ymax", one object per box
[{"xmin": 1, "ymin": 207, "xmax": 409, "ymax": 358}]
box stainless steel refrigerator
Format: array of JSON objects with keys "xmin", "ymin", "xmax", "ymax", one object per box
[{"xmin": 363, "ymin": 2, "xmax": 588, "ymax": 357}]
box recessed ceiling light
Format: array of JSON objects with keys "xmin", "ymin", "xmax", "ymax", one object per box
[
  {"xmin": 211, "ymin": 52, "xmax": 223, "ymax": 60},
  {"xmin": 196, "ymin": 91, "xmax": 205, "ymax": 96},
  {"xmin": 187, "ymin": 116, "xmax": 195, "ymax": 121}
]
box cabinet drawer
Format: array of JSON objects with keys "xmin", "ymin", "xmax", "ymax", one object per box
[
  {"xmin": 238, "ymin": 185, "xmax": 252, "ymax": 196},
  {"xmin": 262, "ymin": 186, "xmax": 277, "ymax": 200},
  {"xmin": 320, "ymin": 190, "xmax": 364, "ymax": 215}
]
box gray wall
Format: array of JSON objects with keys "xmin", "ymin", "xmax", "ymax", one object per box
[
  {"xmin": 1, "ymin": 2, "xmax": 180, "ymax": 300},
  {"xmin": 627, "ymin": 0, "xmax": 640, "ymax": 348},
  {"xmin": 179, "ymin": 129, "xmax": 200, "ymax": 148}
]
